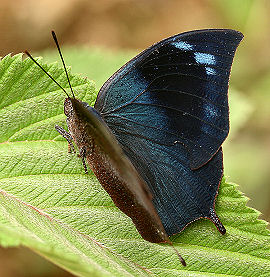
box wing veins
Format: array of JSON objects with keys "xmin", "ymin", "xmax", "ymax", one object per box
[
  {"xmin": 121, "ymin": 143, "xmax": 208, "ymax": 229},
  {"xmin": 121, "ymin": 124, "xmax": 223, "ymax": 172},
  {"xmin": 142, "ymin": 62, "xmax": 230, "ymax": 75},
  {"xmin": 123, "ymin": 141, "xmax": 217, "ymax": 222},
  {"xmin": 100, "ymin": 53, "xmax": 229, "ymax": 103},
  {"xmin": 140, "ymin": 50, "xmax": 235, "ymax": 68},
  {"xmin": 106, "ymin": 102, "xmax": 228, "ymax": 132},
  {"xmin": 111, "ymin": 128, "xmax": 179, "ymax": 147},
  {"xmin": 106, "ymin": 114, "xmax": 184, "ymax": 141},
  {"xmin": 102, "ymin": 70, "xmax": 228, "ymax": 116},
  {"xmin": 134, "ymin": 102, "xmax": 227, "ymax": 131},
  {"xmin": 147, "ymin": 72, "xmax": 228, "ymax": 87},
  {"xmin": 107, "ymin": 114, "xmax": 225, "ymax": 160},
  {"xmin": 149, "ymin": 88, "xmax": 228, "ymax": 108}
]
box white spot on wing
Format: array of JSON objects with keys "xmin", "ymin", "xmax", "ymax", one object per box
[
  {"xmin": 206, "ymin": 67, "xmax": 216, "ymax": 75},
  {"xmin": 172, "ymin": 41, "xmax": 193, "ymax": 50},
  {"xmin": 195, "ymin": 52, "xmax": 216, "ymax": 65},
  {"xmin": 205, "ymin": 103, "xmax": 218, "ymax": 118},
  {"xmin": 200, "ymin": 103, "xmax": 219, "ymax": 134}
]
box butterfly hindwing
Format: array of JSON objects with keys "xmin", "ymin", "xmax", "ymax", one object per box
[
  {"xmin": 109, "ymin": 127, "xmax": 224, "ymax": 235},
  {"xmin": 95, "ymin": 29, "xmax": 243, "ymax": 235}
]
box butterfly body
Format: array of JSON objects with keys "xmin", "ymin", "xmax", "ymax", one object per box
[{"xmin": 63, "ymin": 97, "xmax": 169, "ymax": 243}]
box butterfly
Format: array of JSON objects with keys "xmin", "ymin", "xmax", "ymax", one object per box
[{"xmin": 25, "ymin": 29, "xmax": 243, "ymax": 265}]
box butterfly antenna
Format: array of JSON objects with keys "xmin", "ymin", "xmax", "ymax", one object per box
[
  {"xmin": 51, "ymin": 31, "xmax": 75, "ymax": 98},
  {"xmin": 24, "ymin": 50, "xmax": 70, "ymax": 98}
]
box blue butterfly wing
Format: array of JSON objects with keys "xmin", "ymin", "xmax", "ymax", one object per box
[{"xmin": 95, "ymin": 29, "xmax": 243, "ymax": 235}]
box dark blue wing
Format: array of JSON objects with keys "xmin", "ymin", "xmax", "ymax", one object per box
[{"xmin": 95, "ymin": 29, "xmax": 243, "ymax": 235}]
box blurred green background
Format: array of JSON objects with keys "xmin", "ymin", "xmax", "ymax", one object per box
[{"xmin": 1, "ymin": 0, "xmax": 270, "ymax": 276}]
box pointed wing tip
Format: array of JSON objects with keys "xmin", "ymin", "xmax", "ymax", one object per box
[
  {"xmin": 218, "ymin": 29, "xmax": 244, "ymax": 46},
  {"xmin": 182, "ymin": 28, "xmax": 244, "ymax": 44},
  {"xmin": 230, "ymin": 29, "xmax": 244, "ymax": 44},
  {"xmin": 208, "ymin": 29, "xmax": 244, "ymax": 44}
]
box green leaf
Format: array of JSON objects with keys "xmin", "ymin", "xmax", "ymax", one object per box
[{"xmin": 0, "ymin": 53, "xmax": 269, "ymax": 276}]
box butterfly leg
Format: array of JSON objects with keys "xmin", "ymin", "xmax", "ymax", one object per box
[
  {"xmin": 78, "ymin": 146, "xmax": 88, "ymax": 174},
  {"xmin": 55, "ymin": 125, "xmax": 75, "ymax": 153}
]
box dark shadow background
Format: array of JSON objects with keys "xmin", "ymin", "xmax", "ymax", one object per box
[{"xmin": 1, "ymin": 0, "xmax": 270, "ymax": 276}]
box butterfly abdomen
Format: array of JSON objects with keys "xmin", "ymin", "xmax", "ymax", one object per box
[{"xmin": 87, "ymin": 145, "xmax": 168, "ymax": 243}]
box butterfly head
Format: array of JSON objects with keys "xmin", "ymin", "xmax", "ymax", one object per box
[{"xmin": 64, "ymin": 97, "xmax": 75, "ymax": 117}]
